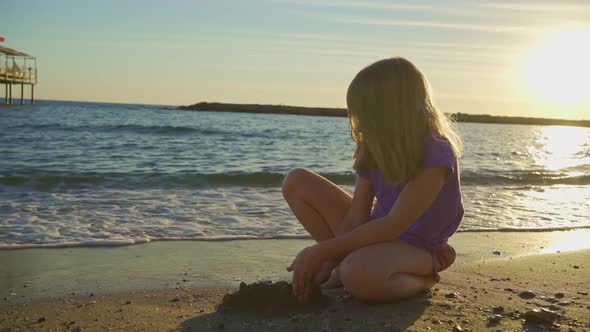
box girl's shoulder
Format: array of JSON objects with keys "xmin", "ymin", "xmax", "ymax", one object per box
[{"xmin": 424, "ymin": 136, "xmax": 457, "ymax": 172}]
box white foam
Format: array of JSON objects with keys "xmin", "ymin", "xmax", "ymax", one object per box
[{"xmin": 1, "ymin": 185, "xmax": 589, "ymax": 250}]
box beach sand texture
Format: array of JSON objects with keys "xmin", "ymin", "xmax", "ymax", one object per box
[{"xmin": 1, "ymin": 231, "xmax": 589, "ymax": 331}]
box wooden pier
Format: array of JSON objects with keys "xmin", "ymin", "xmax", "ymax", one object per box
[{"xmin": 0, "ymin": 46, "xmax": 37, "ymax": 105}]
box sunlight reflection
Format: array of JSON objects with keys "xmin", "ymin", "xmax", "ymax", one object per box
[
  {"xmin": 528, "ymin": 126, "xmax": 589, "ymax": 171},
  {"xmin": 541, "ymin": 230, "xmax": 590, "ymax": 254}
]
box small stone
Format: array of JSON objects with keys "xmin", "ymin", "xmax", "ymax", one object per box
[
  {"xmin": 577, "ymin": 290, "xmax": 588, "ymax": 295},
  {"xmin": 171, "ymin": 297, "xmax": 181, "ymax": 302},
  {"xmin": 488, "ymin": 314, "xmax": 502, "ymax": 324},
  {"xmin": 37, "ymin": 317, "xmax": 46, "ymax": 323},
  {"xmin": 555, "ymin": 292, "xmax": 565, "ymax": 298},
  {"xmin": 518, "ymin": 290, "xmax": 536, "ymax": 299},
  {"xmin": 558, "ymin": 301, "xmax": 570, "ymax": 306},
  {"xmin": 182, "ymin": 279, "xmax": 188, "ymax": 282},
  {"xmin": 452, "ymin": 325, "xmax": 463, "ymax": 332},
  {"xmin": 492, "ymin": 250, "xmax": 502, "ymax": 255},
  {"xmin": 199, "ymin": 309, "xmax": 205, "ymax": 313},
  {"xmin": 462, "ymin": 319, "xmax": 470, "ymax": 324},
  {"xmin": 445, "ymin": 292, "xmax": 460, "ymax": 298},
  {"xmin": 523, "ymin": 308, "xmax": 559, "ymax": 324},
  {"xmin": 89, "ymin": 293, "xmax": 94, "ymax": 297},
  {"xmin": 492, "ymin": 305, "xmax": 504, "ymax": 314},
  {"xmin": 573, "ymin": 265, "xmax": 580, "ymax": 269},
  {"xmin": 124, "ymin": 300, "xmax": 131, "ymax": 305}
]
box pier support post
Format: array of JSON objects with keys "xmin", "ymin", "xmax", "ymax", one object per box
[
  {"xmin": 3, "ymin": 84, "xmax": 6, "ymax": 104},
  {"xmin": 31, "ymin": 85, "xmax": 34, "ymax": 104},
  {"xmin": 20, "ymin": 84, "xmax": 24, "ymax": 104},
  {"xmin": 8, "ymin": 83, "xmax": 11, "ymax": 105}
]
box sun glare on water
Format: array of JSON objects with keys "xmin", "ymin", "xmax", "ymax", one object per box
[{"xmin": 523, "ymin": 27, "xmax": 590, "ymax": 106}]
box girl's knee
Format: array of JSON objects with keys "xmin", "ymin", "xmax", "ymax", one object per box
[
  {"xmin": 339, "ymin": 251, "xmax": 434, "ymax": 302},
  {"xmin": 281, "ymin": 168, "xmax": 311, "ymax": 197}
]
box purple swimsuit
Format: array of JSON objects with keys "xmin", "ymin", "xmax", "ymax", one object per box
[{"xmin": 357, "ymin": 137, "xmax": 464, "ymax": 249}]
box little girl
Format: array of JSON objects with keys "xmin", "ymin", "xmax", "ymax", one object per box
[{"xmin": 283, "ymin": 57, "xmax": 463, "ymax": 303}]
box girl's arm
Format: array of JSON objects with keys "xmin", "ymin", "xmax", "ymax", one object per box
[
  {"xmin": 318, "ymin": 166, "xmax": 449, "ymax": 262},
  {"xmin": 333, "ymin": 174, "xmax": 374, "ymax": 236}
]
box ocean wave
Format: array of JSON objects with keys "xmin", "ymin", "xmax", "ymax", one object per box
[
  {"xmin": 461, "ymin": 170, "xmax": 590, "ymax": 186},
  {"xmin": 16, "ymin": 123, "xmax": 294, "ymax": 139},
  {"xmin": 0, "ymin": 170, "xmax": 588, "ymax": 190},
  {"xmin": 2, "ymin": 226, "xmax": 590, "ymax": 250}
]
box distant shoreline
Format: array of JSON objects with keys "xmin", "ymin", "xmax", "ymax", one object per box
[{"xmin": 178, "ymin": 102, "xmax": 590, "ymax": 128}]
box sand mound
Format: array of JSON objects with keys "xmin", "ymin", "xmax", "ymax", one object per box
[{"xmin": 218, "ymin": 281, "xmax": 331, "ymax": 315}]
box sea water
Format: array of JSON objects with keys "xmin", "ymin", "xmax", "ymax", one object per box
[{"xmin": 1, "ymin": 101, "xmax": 588, "ymax": 248}]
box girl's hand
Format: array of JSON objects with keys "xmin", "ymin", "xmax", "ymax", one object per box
[{"xmin": 286, "ymin": 245, "xmax": 324, "ymax": 303}]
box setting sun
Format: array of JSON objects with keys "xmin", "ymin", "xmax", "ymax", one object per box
[{"xmin": 524, "ymin": 27, "xmax": 590, "ymax": 105}]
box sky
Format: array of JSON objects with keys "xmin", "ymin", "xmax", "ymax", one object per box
[{"xmin": 2, "ymin": 0, "xmax": 590, "ymax": 119}]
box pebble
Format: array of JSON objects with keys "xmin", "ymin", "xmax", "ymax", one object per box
[
  {"xmin": 37, "ymin": 317, "xmax": 46, "ymax": 323},
  {"xmin": 171, "ymin": 297, "xmax": 180, "ymax": 302},
  {"xmin": 445, "ymin": 292, "xmax": 460, "ymax": 299},
  {"xmin": 89, "ymin": 293, "xmax": 94, "ymax": 297},
  {"xmin": 576, "ymin": 290, "xmax": 588, "ymax": 295},
  {"xmin": 523, "ymin": 308, "xmax": 559, "ymax": 324},
  {"xmin": 518, "ymin": 290, "xmax": 536, "ymax": 299},
  {"xmin": 492, "ymin": 305, "xmax": 504, "ymax": 314},
  {"xmin": 452, "ymin": 325, "xmax": 463, "ymax": 332},
  {"xmin": 488, "ymin": 314, "xmax": 502, "ymax": 324},
  {"xmin": 492, "ymin": 251, "xmax": 502, "ymax": 255},
  {"xmin": 124, "ymin": 300, "xmax": 131, "ymax": 305},
  {"xmin": 555, "ymin": 292, "xmax": 565, "ymax": 298},
  {"xmin": 573, "ymin": 265, "xmax": 580, "ymax": 269}
]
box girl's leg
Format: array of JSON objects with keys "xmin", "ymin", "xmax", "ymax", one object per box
[
  {"xmin": 338, "ymin": 240, "xmax": 436, "ymax": 302},
  {"xmin": 282, "ymin": 168, "xmax": 351, "ymax": 286},
  {"xmin": 282, "ymin": 168, "xmax": 352, "ymax": 241}
]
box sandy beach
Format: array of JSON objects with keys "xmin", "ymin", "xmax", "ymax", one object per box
[{"xmin": 1, "ymin": 230, "xmax": 589, "ymax": 331}]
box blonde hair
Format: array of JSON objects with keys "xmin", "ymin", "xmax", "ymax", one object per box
[{"xmin": 347, "ymin": 57, "xmax": 462, "ymax": 183}]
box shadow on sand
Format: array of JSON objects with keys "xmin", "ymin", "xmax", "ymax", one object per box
[{"xmin": 179, "ymin": 288, "xmax": 432, "ymax": 331}]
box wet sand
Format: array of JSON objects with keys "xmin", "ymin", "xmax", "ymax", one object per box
[{"xmin": 1, "ymin": 230, "xmax": 590, "ymax": 331}]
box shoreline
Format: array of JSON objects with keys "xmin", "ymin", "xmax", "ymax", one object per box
[
  {"xmin": 178, "ymin": 102, "xmax": 590, "ymax": 128},
  {"xmin": 1, "ymin": 229, "xmax": 589, "ymax": 304},
  {"xmin": 1, "ymin": 242, "xmax": 589, "ymax": 331},
  {"xmin": 3, "ymin": 225, "xmax": 590, "ymax": 250}
]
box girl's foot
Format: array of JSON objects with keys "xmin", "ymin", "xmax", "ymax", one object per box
[
  {"xmin": 312, "ymin": 261, "xmax": 339, "ymax": 288},
  {"xmin": 321, "ymin": 266, "xmax": 343, "ymax": 289}
]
